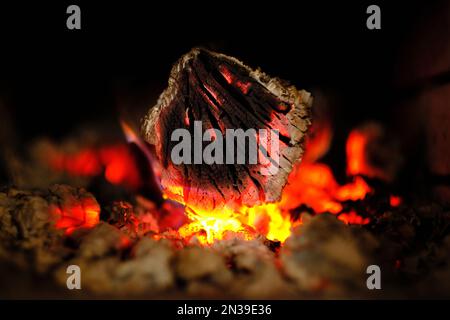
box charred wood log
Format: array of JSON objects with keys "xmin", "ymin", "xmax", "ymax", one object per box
[{"xmin": 141, "ymin": 48, "xmax": 312, "ymax": 211}]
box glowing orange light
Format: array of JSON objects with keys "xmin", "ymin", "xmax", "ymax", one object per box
[
  {"xmin": 178, "ymin": 206, "xmax": 252, "ymax": 245},
  {"xmin": 236, "ymin": 80, "xmax": 251, "ymax": 94},
  {"xmin": 170, "ymin": 123, "xmax": 377, "ymax": 244},
  {"xmin": 46, "ymin": 117, "xmax": 383, "ymax": 244},
  {"xmin": 303, "ymin": 121, "xmax": 333, "ymax": 163},
  {"xmin": 218, "ymin": 65, "xmax": 234, "ymax": 84},
  {"xmin": 346, "ymin": 126, "xmax": 387, "ymax": 180},
  {"xmin": 390, "ymin": 195, "xmax": 402, "ymax": 207},
  {"xmin": 48, "ymin": 143, "xmax": 141, "ymax": 190},
  {"xmin": 335, "ymin": 176, "xmax": 372, "ymax": 201},
  {"xmin": 338, "ymin": 210, "xmax": 370, "ymax": 225},
  {"xmin": 246, "ymin": 203, "xmax": 291, "ymax": 242},
  {"xmin": 50, "ymin": 199, "xmax": 100, "ymax": 235}
]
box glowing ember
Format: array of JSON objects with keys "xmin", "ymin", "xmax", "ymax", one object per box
[
  {"xmin": 178, "ymin": 207, "xmax": 252, "ymax": 245},
  {"xmin": 168, "ymin": 124, "xmax": 380, "ymax": 245},
  {"xmin": 43, "ymin": 120, "xmax": 397, "ymax": 244},
  {"xmin": 338, "ymin": 210, "xmax": 370, "ymax": 225},
  {"xmin": 49, "ymin": 198, "xmax": 100, "ymax": 234},
  {"xmin": 390, "ymin": 195, "xmax": 402, "ymax": 207},
  {"xmin": 335, "ymin": 176, "xmax": 372, "ymax": 202},
  {"xmin": 246, "ymin": 203, "xmax": 291, "ymax": 242},
  {"xmin": 280, "ymin": 163, "xmax": 372, "ymax": 214},
  {"xmin": 346, "ymin": 125, "xmax": 388, "ymax": 180},
  {"xmin": 48, "ymin": 143, "xmax": 142, "ymax": 190},
  {"xmin": 178, "ymin": 203, "xmax": 292, "ymax": 244}
]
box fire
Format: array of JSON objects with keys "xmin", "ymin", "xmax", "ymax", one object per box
[
  {"xmin": 280, "ymin": 164, "xmax": 372, "ymax": 213},
  {"xmin": 338, "ymin": 210, "xmax": 370, "ymax": 225},
  {"xmin": 335, "ymin": 176, "xmax": 371, "ymax": 202},
  {"xmin": 50, "ymin": 198, "xmax": 100, "ymax": 234},
  {"xmin": 177, "ymin": 203, "xmax": 292, "ymax": 244},
  {"xmin": 43, "ymin": 121, "xmax": 400, "ymax": 244},
  {"xmin": 246, "ymin": 203, "xmax": 291, "ymax": 242},
  {"xmin": 346, "ymin": 124, "xmax": 388, "ymax": 180},
  {"xmin": 390, "ymin": 195, "xmax": 402, "ymax": 207},
  {"xmin": 178, "ymin": 206, "xmax": 252, "ymax": 244},
  {"xmin": 47, "ymin": 143, "xmax": 142, "ymax": 190},
  {"xmin": 173, "ymin": 125, "xmax": 378, "ymax": 245}
]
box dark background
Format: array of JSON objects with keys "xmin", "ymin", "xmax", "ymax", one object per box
[{"xmin": 0, "ymin": 0, "xmax": 447, "ymax": 187}]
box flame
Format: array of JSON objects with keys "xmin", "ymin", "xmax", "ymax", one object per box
[
  {"xmin": 390, "ymin": 195, "xmax": 402, "ymax": 207},
  {"xmin": 177, "ymin": 203, "xmax": 292, "ymax": 244},
  {"xmin": 246, "ymin": 203, "xmax": 291, "ymax": 242},
  {"xmin": 346, "ymin": 125, "xmax": 388, "ymax": 180},
  {"xmin": 47, "ymin": 143, "xmax": 141, "ymax": 190},
  {"xmin": 178, "ymin": 206, "xmax": 252, "ymax": 244},
  {"xmin": 335, "ymin": 176, "xmax": 372, "ymax": 202},
  {"xmin": 280, "ymin": 164, "xmax": 372, "ymax": 214},
  {"xmin": 303, "ymin": 121, "xmax": 333, "ymax": 163},
  {"xmin": 338, "ymin": 210, "xmax": 370, "ymax": 225},
  {"xmin": 172, "ymin": 125, "xmax": 379, "ymax": 245},
  {"xmin": 43, "ymin": 120, "xmax": 400, "ymax": 244}
]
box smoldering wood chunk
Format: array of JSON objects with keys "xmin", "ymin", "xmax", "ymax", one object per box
[{"xmin": 141, "ymin": 48, "xmax": 312, "ymax": 211}]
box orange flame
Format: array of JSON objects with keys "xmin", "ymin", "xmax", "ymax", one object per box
[
  {"xmin": 173, "ymin": 125, "xmax": 378, "ymax": 245},
  {"xmin": 346, "ymin": 125, "xmax": 388, "ymax": 180},
  {"xmin": 48, "ymin": 143, "xmax": 141, "ymax": 190},
  {"xmin": 338, "ymin": 210, "xmax": 370, "ymax": 225},
  {"xmin": 390, "ymin": 195, "xmax": 402, "ymax": 207},
  {"xmin": 44, "ymin": 121, "xmax": 398, "ymax": 243}
]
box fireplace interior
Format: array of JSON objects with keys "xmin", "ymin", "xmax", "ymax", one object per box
[{"xmin": 0, "ymin": 1, "xmax": 449, "ymax": 299}]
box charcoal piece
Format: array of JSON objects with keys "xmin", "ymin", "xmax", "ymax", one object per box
[{"xmin": 141, "ymin": 48, "xmax": 312, "ymax": 211}]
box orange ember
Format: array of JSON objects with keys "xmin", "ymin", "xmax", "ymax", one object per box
[
  {"xmin": 48, "ymin": 144, "xmax": 141, "ymax": 190},
  {"xmin": 171, "ymin": 125, "xmax": 378, "ymax": 245},
  {"xmin": 338, "ymin": 210, "xmax": 370, "ymax": 225},
  {"xmin": 45, "ymin": 121, "xmax": 399, "ymax": 244},
  {"xmin": 390, "ymin": 195, "xmax": 402, "ymax": 207},
  {"xmin": 50, "ymin": 198, "xmax": 100, "ymax": 234},
  {"xmin": 346, "ymin": 125, "xmax": 388, "ymax": 180}
]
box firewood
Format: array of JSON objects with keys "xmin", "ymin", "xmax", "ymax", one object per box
[{"xmin": 141, "ymin": 48, "xmax": 312, "ymax": 211}]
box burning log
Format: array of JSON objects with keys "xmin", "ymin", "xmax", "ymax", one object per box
[{"xmin": 141, "ymin": 48, "xmax": 312, "ymax": 211}]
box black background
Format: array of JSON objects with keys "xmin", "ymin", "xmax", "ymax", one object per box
[
  {"xmin": 0, "ymin": 1, "xmax": 429, "ymax": 134},
  {"xmin": 0, "ymin": 0, "xmax": 443, "ymax": 186}
]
